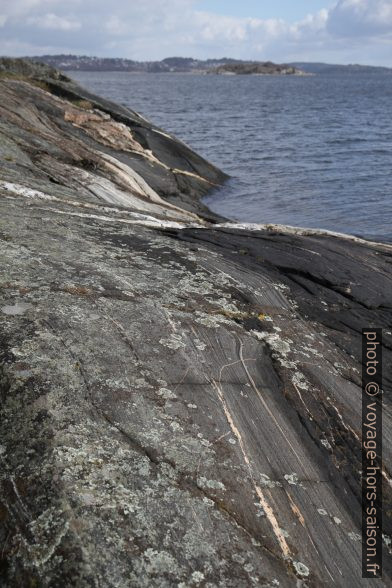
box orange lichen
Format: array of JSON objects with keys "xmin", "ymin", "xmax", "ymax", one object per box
[{"xmin": 62, "ymin": 285, "xmax": 92, "ymax": 296}]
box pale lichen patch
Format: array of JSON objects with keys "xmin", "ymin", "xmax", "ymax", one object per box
[
  {"xmin": 291, "ymin": 372, "xmax": 309, "ymax": 391},
  {"xmin": 2, "ymin": 301, "xmax": 33, "ymax": 315},
  {"xmin": 284, "ymin": 473, "xmax": 303, "ymax": 487},
  {"xmin": 259, "ymin": 474, "xmax": 282, "ymax": 489},
  {"xmin": 293, "ymin": 561, "xmax": 310, "ymax": 577},
  {"xmin": 159, "ymin": 334, "xmax": 186, "ymax": 350},
  {"xmin": 158, "ymin": 388, "xmax": 177, "ymax": 400},
  {"xmin": 348, "ymin": 532, "xmax": 361, "ymax": 542},
  {"xmin": 320, "ymin": 439, "xmax": 332, "ymax": 450},
  {"xmin": 197, "ymin": 476, "xmax": 225, "ymax": 491}
]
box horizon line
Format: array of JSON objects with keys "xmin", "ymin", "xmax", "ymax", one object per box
[{"xmin": 5, "ymin": 54, "xmax": 391, "ymax": 69}]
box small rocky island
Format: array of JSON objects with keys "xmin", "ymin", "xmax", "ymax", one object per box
[
  {"xmin": 0, "ymin": 58, "xmax": 391, "ymax": 587},
  {"xmin": 209, "ymin": 61, "xmax": 306, "ymax": 75}
]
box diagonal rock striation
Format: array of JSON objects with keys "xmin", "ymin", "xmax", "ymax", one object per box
[{"xmin": 0, "ymin": 58, "xmax": 391, "ymax": 587}]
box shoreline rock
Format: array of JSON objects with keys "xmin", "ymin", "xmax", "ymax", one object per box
[
  {"xmin": 0, "ymin": 58, "xmax": 228, "ymax": 222},
  {"xmin": 0, "ymin": 58, "xmax": 391, "ymax": 587}
]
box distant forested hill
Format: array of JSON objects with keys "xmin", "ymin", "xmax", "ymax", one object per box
[
  {"xmin": 289, "ymin": 62, "xmax": 392, "ymax": 74},
  {"xmin": 28, "ymin": 54, "xmax": 392, "ymax": 74}
]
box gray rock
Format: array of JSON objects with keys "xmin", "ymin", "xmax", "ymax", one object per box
[
  {"xmin": 1, "ymin": 303, "xmax": 32, "ymax": 316},
  {"xmin": 0, "ymin": 59, "xmax": 391, "ymax": 587}
]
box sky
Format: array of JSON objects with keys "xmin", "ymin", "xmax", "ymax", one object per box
[{"xmin": 0, "ymin": 0, "xmax": 392, "ymax": 66}]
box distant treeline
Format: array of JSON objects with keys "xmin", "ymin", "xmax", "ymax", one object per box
[{"xmin": 29, "ymin": 54, "xmax": 392, "ymax": 75}]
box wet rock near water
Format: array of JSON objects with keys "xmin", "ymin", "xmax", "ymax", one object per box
[{"xmin": 0, "ymin": 58, "xmax": 391, "ymax": 587}]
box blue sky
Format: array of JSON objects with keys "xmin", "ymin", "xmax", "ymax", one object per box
[{"xmin": 0, "ymin": 1, "xmax": 392, "ymax": 66}]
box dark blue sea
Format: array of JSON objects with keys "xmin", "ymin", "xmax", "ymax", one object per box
[{"xmin": 69, "ymin": 71, "xmax": 392, "ymax": 242}]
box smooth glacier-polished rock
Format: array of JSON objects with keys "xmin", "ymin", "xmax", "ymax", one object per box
[{"xmin": 0, "ymin": 59, "xmax": 391, "ymax": 587}]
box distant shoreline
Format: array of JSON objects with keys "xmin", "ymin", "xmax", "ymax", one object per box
[
  {"xmin": 66, "ymin": 70, "xmax": 314, "ymax": 76},
  {"xmin": 26, "ymin": 54, "xmax": 392, "ymax": 75}
]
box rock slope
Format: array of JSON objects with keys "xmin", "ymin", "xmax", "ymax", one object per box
[{"xmin": 0, "ymin": 59, "xmax": 391, "ymax": 587}]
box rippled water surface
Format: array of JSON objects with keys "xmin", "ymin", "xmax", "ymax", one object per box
[{"xmin": 69, "ymin": 71, "xmax": 392, "ymax": 241}]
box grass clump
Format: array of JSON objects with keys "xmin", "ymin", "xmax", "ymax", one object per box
[{"xmin": 71, "ymin": 99, "xmax": 94, "ymax": 110}]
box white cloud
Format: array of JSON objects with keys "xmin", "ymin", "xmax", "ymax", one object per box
[
  {"xmin": 327, "ymin": 0, "xmax": 392, "ymax": 37},
  {"xmin": 0, "ymin": 0, "xmax": 59, "ymax": 23},
  {"xmin": 27, "ymin": 13, "xmax": 80, "ymax": 31},
  {"xmin": 0, "ymin": 0, "xmax": 391, "ymax": 65}
]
